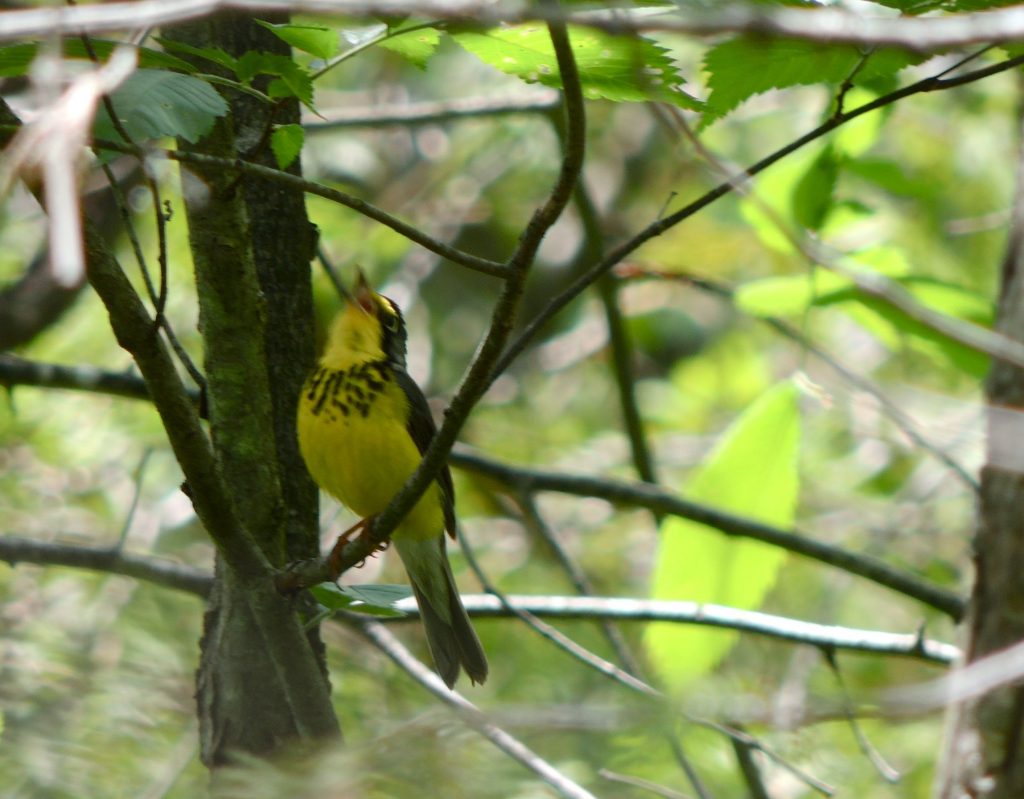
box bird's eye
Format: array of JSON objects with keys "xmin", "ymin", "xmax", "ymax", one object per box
[{"xmin": 383, "ymin": 314, "xmax": 399, "ymax": 332}]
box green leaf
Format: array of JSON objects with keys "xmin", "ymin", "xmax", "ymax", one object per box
[
  {"xmin": 734, "ymin": 269, "xmax": 852, "ymax": 317},
  {"xmin": 256, "ymin": 20, "xmax": 340, "ymax": 60},
  {"xmin": 378, "ymin": 27, "xmax": 441, "ymax": 69},
  {"xmin": 452, "ymin": 24, "xmax": 702, "ymax": 109},
  {"xmin": 93, "ymin": 69, "xmax": 228, "ymax": 144},
  {"xmin": 792, "ymin": 144, "xmax": 839, "ymax": 231},
  {"xmin": 0, "ymin": 40, "xmax": 195, "ymax": 78},
  {"xmin": 830, "ymin": 277, "xmax": 994, "ymax": 377},
  {"xmin": 646, "ymin": 380, "xmax": 801, "ymax": 688},
  {"xmin": 703, "ymin": 37, "xmax": 924, "ymax": 125},
  {"xmin": 310, "ymin": 583, "xmax": 410, "ymax": 617},
  {"xmin": 271, "ymin": 123, "xmax": 304, "ymax": 169},
  {"xmin": 735, "ymin": 246, "xmax": 909, "ymax": 316},
  {"xmin": 156, "ymin": 38, "xmax": 238, "ymax": 72},
  {"xmin": 235, "ymin": 51, "xmax": 314, "ymax": 108}
]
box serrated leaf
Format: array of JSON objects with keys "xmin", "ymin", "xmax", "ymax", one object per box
[
  {"xmin": 93, "ymin": 69, "xmax": 227, "ymax": 144},
  {"xmin": 378, "ymin": 27, "xmax": 441, "ymax": 69},
  {"xmin": 256, "ymin": 20, "xmax": 340, "ymax": 60},
  {"xmin": 310, "ymin": 583, "xmax": 409, "ymax": 617},
  {"xmin": 0, "ymin": 40, "xmax": 195, "ymax": 78},
  {"xmin": 271, "ymin": 123, "xmax": 304, "ymax": 169},
  {"xmin": 452, "ymin": 24, "xmax": 702, "ymax": 109},
  {"xmin": 703, "ymin": 37, "xmax": 925, "ymax": 125},
  {"xmin": 646, "ymin": 380, "xmax": 801, "ymax": 688},
  {"xmin": 235, "ymin": 51, "xmax": 314, "ymax": 108}
]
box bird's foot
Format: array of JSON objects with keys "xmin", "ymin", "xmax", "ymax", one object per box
[{"xmin": 327, "ymin": 517, "xmax": 368, "ymax": 579}]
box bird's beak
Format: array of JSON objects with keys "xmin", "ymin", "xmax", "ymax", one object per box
[{"xmin": 352, "ymin": 267, "xmax": 374, "ymax": 314}]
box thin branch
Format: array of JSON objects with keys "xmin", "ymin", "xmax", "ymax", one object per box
[
  {"xmin": 434, "ymin": 595, "xmax": 959, "ymax": 665},
  {"xmin": 492, "ymin": 53, "xmax": 1024, "ymax": 383},
  {"xmin": 451, "ymin": 450, "xmax": 967, "ymax": 620},
  {"xmin": 599, "ymin": 769, "xmax": 692, "ymax": 799},
  {"xmin": 306, "ymin": 91, "xmax": 561, "ymax": 130},
  {"xmin": 647, "ymin": 98, "xmax": 979, "ymax": 491},
  {"xmin": 0, "ymin": 533, "xmax": 957, "ymax": 664},
  {"xmin": 514, "ymin": 491, "xmax": 643, "ymax": 675},
  {"xmin": 0, "ymin": 534, "xmax": 211, "ymax": 597},
  {"xmin": 0, "ymin": 353, "xmax": 167, "ymax": 401},
  {"xmin": 8, "ymin": 0, "xmax": 1024, "ymax": 50},
  {"xmin": 86, "ymin": 140, "xmax": 508, "ymax": 278},
  {"xmin": 459, "ymin": 522, "xmax": 659, "ymax": 696},
  {"xmin": 352, "ymin": 619, "xmax": 600, "ymax": 799},
  {"xmin": 823, "ymin": 649, "xmax": 901, "ymax": 783}
]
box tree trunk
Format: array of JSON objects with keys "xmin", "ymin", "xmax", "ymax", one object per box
[
  {"xmin": 936, "ymin": 109, "xmax": 1024, "ymax": 798},
  {"xmin": 163, "ymin": 14, "xmax": 339, "ymax": 766}
]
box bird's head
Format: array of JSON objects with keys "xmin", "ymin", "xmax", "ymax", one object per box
[{"xmin": 323, "ymin": 269, "xmax": 407, "ymax": 370}]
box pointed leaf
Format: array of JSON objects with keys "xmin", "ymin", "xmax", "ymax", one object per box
[
  {"xmin": 452, "ymin": 24, "xmax": 701, "ymax": 109},
  {"xmin": 378, "ymin": 27, "xmax": 441, "ymax": 69},
  {"xmin": 310, "ymin": 582, "xmax": 409, "ymax": 617},
  {"xmin": 271, "ymin": 123, "xmax": 304, "ymax": 169},
  {"xmin": 646, "ymin": 380, "xmax": 801, "ymax": 688},
  {"xmin": 256, "ymin": 21, "xmax": 340, "ymax": 60},
  {"xmin": 703, "ymin": 37, "xmax": 924, "ymax": 125}
]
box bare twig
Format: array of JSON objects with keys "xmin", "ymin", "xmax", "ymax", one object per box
[
  {"xmin": 306, "ymin": 91, "xmax": 561, "ymax": 130},
  {"xmin": 89, "ymin": 141, "xmax": 508, "ymax": 278},
  {"xmin": 823, "ymin": 649, "xmax": 901, "ymax": 783},
  {"xmin": 492, "ymin": 53, "xmax": 1024, "ymax": 382},
  {"xmin": 599, "ymin": 769, "xmax": 693, "ymax": 799},
  {"xmin": 353, "ymin": 619, "xmax": 600, "ymax": 799}
]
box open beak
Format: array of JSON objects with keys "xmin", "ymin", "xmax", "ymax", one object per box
[{"xmin": 352, "ymin": 266, "xmax": 375, "ymax": 314}]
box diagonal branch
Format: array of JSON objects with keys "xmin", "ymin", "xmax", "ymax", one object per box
[
  {"xmin": 353, "ymin": 618, "xmax": 600, "ymax": 799},
  {"xmin": 451, "ymin": 451, "xmax": 967, "ymax": 620},
  {"xmin": 492, "ymin": 53, "xmax": 1024, "ymax": 382}
]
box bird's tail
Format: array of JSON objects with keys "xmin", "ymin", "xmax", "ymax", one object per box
[{"xmin": 393, "ymin": 535, "xmax": 488, "ymax": 688}]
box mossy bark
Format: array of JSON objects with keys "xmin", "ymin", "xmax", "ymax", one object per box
[{"xmin": 162, "ymin": 14, "xmax": 338, "ymax": 766}]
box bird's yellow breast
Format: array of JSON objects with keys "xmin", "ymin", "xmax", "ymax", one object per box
[{"xmin": 297, "ymin": 360, "xmax": 444, "ymax": 539}]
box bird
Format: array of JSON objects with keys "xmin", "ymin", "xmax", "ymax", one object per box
[{"xmin": 296, "ymin": 270, "xmax": 488, "ymax": 688}]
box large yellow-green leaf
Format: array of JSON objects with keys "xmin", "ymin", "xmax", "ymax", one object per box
[{"xmin": 645, "ymin": 380, "xmax": 801, "ymax": 688}]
